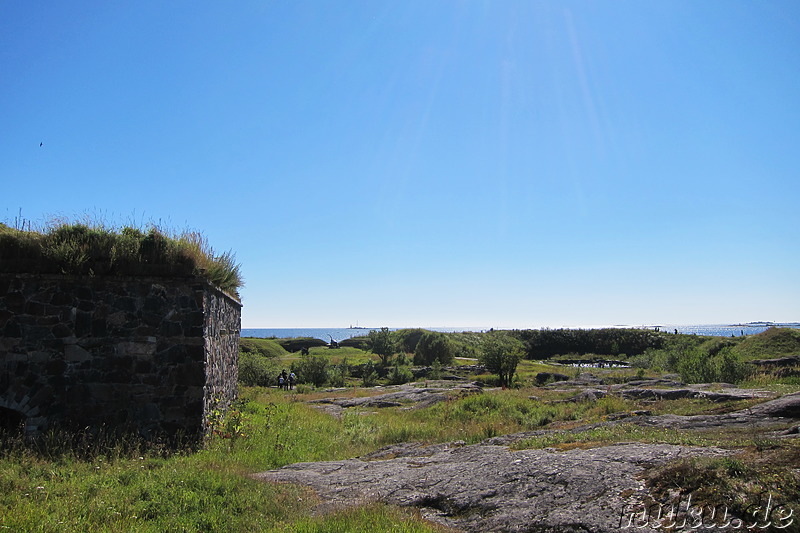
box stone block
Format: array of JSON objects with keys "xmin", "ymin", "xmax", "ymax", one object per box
[
  {"xmin": 24, "ymin": 301, "xmax": 45, "ymax": 315},
  {"xmin": 25, "ymin": 416, "xmax": 47, "ymax": 431},
  {"xmin": 27, "ymin": 351, "xmax": 51, "ymax": 362},
  {"xmin": 87, "ymin": 384, "xmax": 115, "ymax": 403},
  {"xmin": 116, "ymin": 340, "xmax": 156, "ymax": 358},
  {"xmin": 46, "ymin": 359, "xmax": 66, "ymax": 375},
  {"xmin": 91, "ymin": 318, "xmax": 108, "ymax": 337},
  {"xmin": 4, "ymin": 292, "xmax": 26, "ymax": 313},
  {"xmin": 159, "ymin": 320, "xmax": 183, "ymax": 337},
  {"xmin": 65, "ymin": 344, "xmax": 93, "ymax": 362},
  {"xmin": 75, "ymin": 310, "xmax": 92, "ymax": 336},
  {"xmin": 52, "ymin": 323, "xmax": 73, "ymax": 338},
  {"xmin": 3, "ymin": 320, "xmax": 22, "ymax": 338}
]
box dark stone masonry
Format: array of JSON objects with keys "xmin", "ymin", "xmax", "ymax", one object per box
[{"xmin": 0, "ymin": 273, "xmax": 241, "ymax": 440}]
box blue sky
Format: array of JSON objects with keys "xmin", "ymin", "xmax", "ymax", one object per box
[{"xmin": 2, "ymin": 1, "xmax": 798, "ymax": 328}]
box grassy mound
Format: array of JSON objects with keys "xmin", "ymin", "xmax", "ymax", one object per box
[
  {"xmin": 239, "ymin": 338, "xmax": 287, "ymax": 359},
  {"xmin": 276, "ymin": 337, "xmax": 328, "ymax": 353},
  {"xmin": 733, "ymin": 327, "xmax": 800, "ymax": 360}
]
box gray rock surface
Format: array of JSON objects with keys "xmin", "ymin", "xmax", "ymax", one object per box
[
  {"xmin": 255, "ymin": 441, "xmax": 729, "ymax": 532},
  {"xmin": 562, "ymin": 384, "xmax": 774, "ymax": 403},
  {"xmin": 488, "ymin": 392, "xmax": 800, "ymax": 446},
  {"xmin": 310, "ymin": 382, "xmax": 482, "ymax": 411},
  {"xmin": 749, "ymin": 355, "xmax": 800, "ymax": 367}
]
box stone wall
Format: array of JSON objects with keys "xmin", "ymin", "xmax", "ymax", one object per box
[{"xmin": 0, "ymin": 273, "xmax": 241, "ymax": 440}]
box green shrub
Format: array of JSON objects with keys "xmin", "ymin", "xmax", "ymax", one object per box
[
  {"xmin": 328, "ymin": 358, "xmax": 351, "ymax": 387},
  {"xmin": 366, "ymin": 327, "xmax": 397, "ymax": 367},
  {"xmin": 388, "ymin": 364, "xmax": 414, "ymax": 385},
  {"xmin": 361, "ymin": 361, "xmax": 379, "ymax": 387},
  {"xmin": 479, "ymin": 332, "xmax": 524, "ymax": 387},
  {"xmin": 292, "ymin": 354, "xmax": 329, "ymax": 387},
  {"xmin": 513, "ymin": 327, "xmax": 665, "ymax": 359},
  {"xmin": 676, "ymin": 345, "xmax": 751, "ymax": 384},
  {"xmin": 393, "ymin": 328, "xmax": 428, "ymax": 353},
  {"xmin": 238, "ymin": 353, "xmax": 280, "ymax": 387},
  {"xmin": 414, "ymin": 331, "xmax": 455, "ymax": 366},
  {"xmin": 429, "ymin": 360, "xmax": 444, "ymax": 380}
]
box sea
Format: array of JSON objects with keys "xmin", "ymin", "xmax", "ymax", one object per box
[{"xmin": 241, "ymin": 323, "xmax": 800, "ymax": 343}]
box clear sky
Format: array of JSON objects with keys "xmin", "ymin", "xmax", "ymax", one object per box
[{"xmin": 2, "ymin": 1, "xmax": 798, "ymax": 329}]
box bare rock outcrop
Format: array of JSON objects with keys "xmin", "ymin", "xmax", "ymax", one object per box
[
  {"xmin": 567, "ymin": 387, "xmax": 772, "ymax": 403},
  {"xmin": 488, "ymin": 392, "xmax": 800, "ymax": 446},
  {"xmin": 255, "ymin": 441, "xmax": 730, "ymax": 532},
  {"xmin": 310, "ymin": 382, "xmax": 482, "ymax": 412}
]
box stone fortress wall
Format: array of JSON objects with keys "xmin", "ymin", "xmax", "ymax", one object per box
[{"xmin": 0, "ymin": 273, "xmax": 241, "ymax": 440}]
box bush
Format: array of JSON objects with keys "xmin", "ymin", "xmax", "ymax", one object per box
[
  {"xmin": 632, "ymin": 336, "xmax": 753, "ymax": 384},
  {"xmin": 388, "ymin": 364, "xmax": 414, "ymax": 385},
  {"xmin": 238, "ymin": 352, "xmax": 280, "ymax": 387},
  {"xmin": 361, "ymin": 361, "xmax": 379, "ymax": 387},
  {"xmin": 513, "ymin": 328, "xmax": 664, "ymax": 359},
  {"xmin": 479, "ymin": 332, "xmax": 524, "ymax": 388},
  {"xmin": 366, "ymin": 327, "xmax": 397, "ymax": 366},
  {"xmin": 414, "ymin": 332, "xmax": 454, "ymax": 366},
  {"xmin": 393, "ymin": 329, "xmax": 428, "ymax": 354},
  {"xmin": 429, "ymin": 360, "xmax": 444, "ymax": 380},
  {"xmin": 328, "ymin": 358, "xmax": 351, "ymax": 387},
  {"xmin": 292, "ymin": 354, "xmax": 329, "ymax": 387}
]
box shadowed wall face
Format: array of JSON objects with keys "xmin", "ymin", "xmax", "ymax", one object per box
[{"xmin": 0, "ymin": 274, "xmax": 240, "ymax": 440}]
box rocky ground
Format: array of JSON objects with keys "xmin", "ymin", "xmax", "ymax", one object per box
[{"xmin": 255, "ymin": 376, "xmax": 800, "ymax": 532}]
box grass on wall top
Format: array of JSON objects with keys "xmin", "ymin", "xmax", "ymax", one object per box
[{"xmin": 0, "ymin": 220, "xmax": 243, "ymax": 299}]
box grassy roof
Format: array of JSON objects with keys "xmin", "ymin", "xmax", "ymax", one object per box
[{"xmin": 0, "ymin": 221, "xmax": 243, "ymax": 298}]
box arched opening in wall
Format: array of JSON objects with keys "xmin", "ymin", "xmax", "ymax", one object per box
[{"xmin": 0, "ymin": 406, "xmax": 26, "ymax": 435}]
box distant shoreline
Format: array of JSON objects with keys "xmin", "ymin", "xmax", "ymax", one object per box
[{"xmin": 241, "ymin": 323, "xmax": 800, "ymax": 342}]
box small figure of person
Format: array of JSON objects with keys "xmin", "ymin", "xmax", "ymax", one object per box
[
  {"xmin": 278, "ymin": 374, "xmax": 285, "ymax": 389},
  {"xmin": 288, "ymin": 371, "xmax": 296, "ymax": 390},
  {"xmin": 280, "ymin": 369, "xmax": 288, "ymax": 391}
]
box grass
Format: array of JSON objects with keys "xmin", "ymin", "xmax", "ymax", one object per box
[
  {"xmin": 0, "ymin": 390, "xmax": 447, "ymax": 532},
  {"xmin": 278, "ymin": 503, "xmax": 455, "ymax": 533},
  {"xmin": 240, "ymin": 337, "xmax": 288, "ymax": 359},
  {"xmin": 0, "ymin": 219, "xmax": 242, "ymax": 297},
  {"xmin": 732, "ymin": 327, "xmax": 800, "ymax": 360},
  {"xmin": 643, "ymin": 446, "xmax": 800, "ymax": 531},
  {"xmin": 511, "ymin": 423, "xmax": 736, "ymax": 450}
]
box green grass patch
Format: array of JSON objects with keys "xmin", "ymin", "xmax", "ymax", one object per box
[
  {"xmin": 0, "ymin": 219, "xmax": 242, "ymax": 297},
  {"xmin": 0, "ymin": 389, "xmax": 445, "ymax": 532},
  {"xmin": 511, "ymin": 423, "xmax": 751, "ymax": 450},
  {"xmin": 240, "ymin": 338, "xmax": 288, "ymax": 358},
  {"xmin": 278, "ymin": 503, "xmax": 453, "ymax": 533}
]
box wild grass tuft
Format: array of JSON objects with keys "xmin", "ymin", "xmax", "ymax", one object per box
[{"xmin": 0, "ymin": 219, "xmax": 242, "ymax": 297}]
